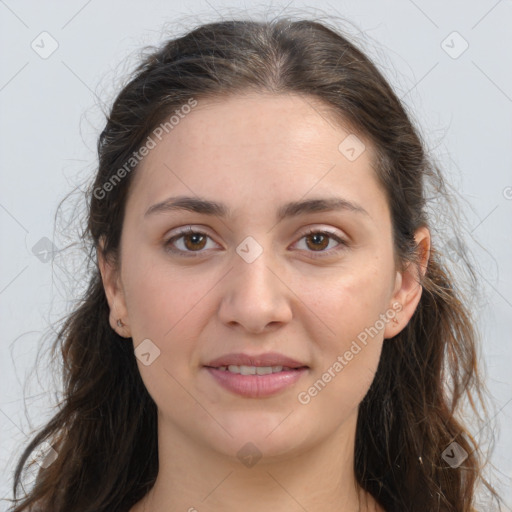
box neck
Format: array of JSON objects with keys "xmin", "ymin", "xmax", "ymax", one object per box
[{"xmin": 134, "ymin": 408, "xmax": 382, "ymax": 512}]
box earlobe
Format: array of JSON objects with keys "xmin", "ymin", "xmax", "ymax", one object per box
[
  {"xmin": 384, "ymin": 226, "xmax": 431, "ymax": 339},
  {"xmin": 97, "ymin": 239, "xmax": 131, "ymax": 338}
]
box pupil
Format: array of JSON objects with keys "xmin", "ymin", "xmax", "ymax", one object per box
[
  {"xmin": 186, "ymin": 233, "xmax": 205, "ymax": 250},
  {"xmin": 308, "ymin": 233, "xmax": 328, "ymax": 250}
]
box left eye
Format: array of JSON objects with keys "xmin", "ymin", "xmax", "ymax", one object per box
[
  {"xmin": 164, "ymin": 227, "xmax": 347, "ymax": 258},
  {"xmin": 294, "ymin": 229, "xmax": 347, "ymax": 257}
]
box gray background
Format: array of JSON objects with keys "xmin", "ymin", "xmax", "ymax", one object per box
[{"xmin": 1, "ymin": 0, "xmax": 511, "ymax": 509}]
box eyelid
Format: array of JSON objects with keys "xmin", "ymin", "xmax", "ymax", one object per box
[{"xmin": 163, "ymin": 225, "xmax": 349, "ymax": 257}]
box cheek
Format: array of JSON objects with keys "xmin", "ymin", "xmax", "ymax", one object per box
[
  {"xmin": 121, "ymin": 246, "xmax": 213, "ymax": 341},
  {"xmin": 294, "ymin": 258, "xmax": 393, "ymax": 409},
  {"xmin": 300, "ymin": 255, "xmax": 394, "ymax": 346},
  {"xmin": 119, "ymin": 247, "xmax": 209, "ymax": 380},
  {"xmin": 121, "ymin": 253, "xmax": 212, "ymax": 410}
]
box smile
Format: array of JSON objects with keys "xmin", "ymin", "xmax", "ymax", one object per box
[
  {"xmin": 204, "ymin": 366, "xmax": 308, "ymax": 398},
  {"xmin": 213, "ymin": 364, "xmax": 298, "ymax": 374}
]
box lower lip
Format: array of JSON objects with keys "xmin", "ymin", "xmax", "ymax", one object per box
[{"xmin": 204, "ymin": 367, "xmax": 308, "ymax": 398}]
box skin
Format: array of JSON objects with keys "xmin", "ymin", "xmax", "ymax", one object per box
[{"xmin": 98, "ymin": 92, "xmax": 430, "ymax": 512}]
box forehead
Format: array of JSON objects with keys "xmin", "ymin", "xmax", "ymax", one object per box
[
  {"xmin": 146, "ymin": 92, "xmax": 364, "ymax": 162},
  {"xmin": 126, "ymin": 93, "xmax": 386, "ymax": 221}
]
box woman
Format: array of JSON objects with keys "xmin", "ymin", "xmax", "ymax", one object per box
[{"xmin": 9, "ymin": 16, "xmax": 504, "ymax": 512}]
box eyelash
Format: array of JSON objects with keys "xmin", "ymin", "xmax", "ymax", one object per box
[{"xmin": 163, "ymin": 226, "xmax": 348, "ymax": 259}]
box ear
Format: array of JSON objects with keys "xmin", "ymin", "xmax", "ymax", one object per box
[
  {"xmin": 97, "ymin": 237, "xmax": 131, "ymax": 338},
  {"xmin": 384, "ymin": 226, "xmax": 430, "ymax": 339}
]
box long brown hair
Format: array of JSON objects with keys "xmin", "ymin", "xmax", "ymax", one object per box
[{"xmin": 8, "ymin": 16, "xmax": 504, "ymax": 512}]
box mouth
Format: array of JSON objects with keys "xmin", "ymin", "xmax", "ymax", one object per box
[
  {"xmin": 203, "ymin": 360, "xmax": 309, "ymax": 398},
  {"xmin": 205, "ymin": 364, "xmax": 308, "ymax": 375}
]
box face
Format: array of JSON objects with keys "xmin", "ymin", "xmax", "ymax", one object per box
[{"xmin": 100, "ymin": 92, "xmax": 423, "ymax": 462}]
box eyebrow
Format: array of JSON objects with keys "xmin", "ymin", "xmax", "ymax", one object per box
[{"xmin": 144, "ymin": 195, "xmax": 369, "ymax": 222}]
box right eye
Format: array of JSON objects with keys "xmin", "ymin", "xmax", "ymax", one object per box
[{"xmin": 164, "ymin": 227, "xmax": 219, "ymax": 257}]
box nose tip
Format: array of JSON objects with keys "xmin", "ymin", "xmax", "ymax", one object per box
[{"xmin": 218, "ymin": 258, "xmax": 293, "ymax": 333}]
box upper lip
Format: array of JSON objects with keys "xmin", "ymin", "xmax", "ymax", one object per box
[{"xmin": 205, "ymin": 352, "xmax": 308, "ymax": 368}]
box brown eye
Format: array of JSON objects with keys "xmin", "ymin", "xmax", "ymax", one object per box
[
  {"xmin": 182, "ymin": 232, "xmax": 207, "ymax": 251},
  {"xmin": 305, "ymin": 232, "xmax": 330, "ymax": 251},
  {"xmin": 295, "ymin": 229, "xmax": 348, "ymax": 258},
  {"xmin": 164, "ymin": 227, "xmax": 216, "ymax": 256},
  {"xmin": 164, "ymin": 226, "xmax": 348, "ymax": 259}
]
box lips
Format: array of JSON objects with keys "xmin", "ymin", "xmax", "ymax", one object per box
[
  {"xmin": 204, "ymin": 352, "xmax": 308, "ymax": 369},
  {"xmin": 203, "ymin": 352, "xmax": 309, "ymax": 398}
]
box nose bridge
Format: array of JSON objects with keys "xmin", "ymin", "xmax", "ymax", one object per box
[
  {"xmin": 218, "ymin": 233, "xmax": 292, "ymax": 331},
  {"xmin": 233, "ymin": 233, "xmax": 281, "ymax": 301}
]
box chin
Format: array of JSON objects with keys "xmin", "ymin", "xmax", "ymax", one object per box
[{"xmin": 199, "ymin": 411, "xmax": 317, "ymax": 462}]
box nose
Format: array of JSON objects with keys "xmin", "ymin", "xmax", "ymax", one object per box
[{"xmin": 217, "ymin": 248, "xmax": 293, "ymax": 334}]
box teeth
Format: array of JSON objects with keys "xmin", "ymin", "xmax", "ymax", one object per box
[{"xmin": 219, "ymin": 365, "xmax": 290, "ymax": 374}]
